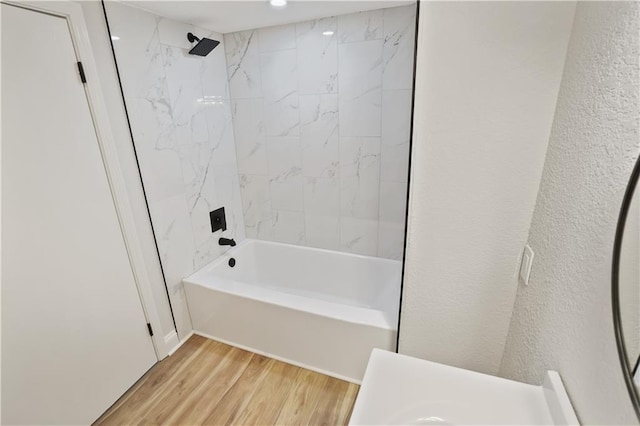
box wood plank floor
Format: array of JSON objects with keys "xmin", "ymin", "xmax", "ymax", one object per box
[{"xmin": 94, "ymin": 335, "xmax": 360, "ymax": 425}]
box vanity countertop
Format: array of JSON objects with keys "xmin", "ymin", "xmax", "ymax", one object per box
[{"xmin": 349, "ymin": 349, "xmax": 579, "ymax": 426}]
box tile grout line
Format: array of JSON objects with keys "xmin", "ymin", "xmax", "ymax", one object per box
[
  {"xmin": 253, "ymin": 29, "xmax": 276, "ymax": 241},
  {"xmin": 294, "ymin": 20, "xmax": 307, "ymax": 247},
  {"xmin": 337, "ymin": 15, "xmax": 343, "ymax": 254},
  {"xmin": 376, "ymin": 10, "xmax": 386, "ymax": 259}
]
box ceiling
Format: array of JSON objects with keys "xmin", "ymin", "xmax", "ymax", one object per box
[{"xmin": 120, "ymin": 0, "xmax": 415, "ymax": 34}]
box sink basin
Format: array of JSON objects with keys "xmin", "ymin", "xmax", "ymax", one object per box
[{"xmin": 349, "ymin": 349, "xmax": 579, "ymax": 426}]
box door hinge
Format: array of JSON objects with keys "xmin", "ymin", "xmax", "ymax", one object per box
[
  {"xmin": 147, "ymin": 323, "xmax": 154, "ymax": 337},
  {"xmin": 77, "ymin": 61, "xmax": 87, "ymax": 83}
]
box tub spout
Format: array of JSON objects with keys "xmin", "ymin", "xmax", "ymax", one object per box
[{"xmin": 219, "ymin": 237, "xmax": 236, "ymax": 247}]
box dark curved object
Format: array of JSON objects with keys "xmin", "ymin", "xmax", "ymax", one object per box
[
  {"xmin": 219, "ymin": 237, "xmax": 236, "ymax": 247},
  {"xmin": 187, "ymin": 32, "xmax": 200, "ymax": 43},
  {"xmin": 613, "ymin": 154, "xmax": 640, "ymax": 420},
  {"xmin": 228, "ymin": 258, "xmax": 236, "ymax": 268},
  {"xmin": 187, "ymin": 32, "xmax": 219, "ymax": 57}
]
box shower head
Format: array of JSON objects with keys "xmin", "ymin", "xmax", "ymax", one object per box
[{"xmin": 187, "ymin": 32, "xmax": 219, "ymax": 57}]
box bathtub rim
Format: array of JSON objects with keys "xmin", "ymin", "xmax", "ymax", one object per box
[{"xmin": 192, "ymin": 238, "xmax": 402, "ymax": 274}]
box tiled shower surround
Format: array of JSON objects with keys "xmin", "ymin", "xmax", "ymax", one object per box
[
  {"xmin": 226, "ymin": 5, "xmax": 416, "ymax": 259},
  {"xmin": 106, "ymin": 2, "xmax": 246, "ymax": 338},
  {"xmin": 106, "ymin": 3, "xmax": 415, "ymax": 338}
]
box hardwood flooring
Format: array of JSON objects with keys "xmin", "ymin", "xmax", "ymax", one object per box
[{"xmin": 94, "ymin": 335, "xmax": 360, "ymax": 425}]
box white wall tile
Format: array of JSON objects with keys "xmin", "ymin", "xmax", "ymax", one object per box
[
  {"xmin": 270, "ymin": 173, "xmax": 304, "ymax": 212},
  {"xmin": 338, "ymin": 10, "xmax": 383, "ymax": 44},
  {"xmin": 108, "ymin": 3, "xmax": 247, "ymax": 338},
  {"xmin": 340, "ymin": 136, "xmax": 381, "ymax": 177},
  {"xmin": 266, "ymin": 137, "xmax": 302, "ymax": 175},
  {"xmin": 261, "ymin": 50, "xmax": 300, "ymax": 136},
  {"xmin": 296, "ymin": 17, "xmax": 338, "ymax": 94},
  {"xmin": 162, "ymin": 43, "xmax": 202, "ymax": 85},
  {"xmin": 338, "ymin": 40, "xmax": 383, "ymax": 99},
  {"xmin": 338, "ymin": 40, "xmax": 383, "ymax": 137},
  {"xmin": 127, "ymin": 98, "xmax": 183, "ymax": 203},
  {"xmin": 381, "ymin": 89, "xmax": 413, "ymax": 182},
  {"xmin": 303, "ymin": 176, "xmax": 340, "ymax": 216},
  {"xmin": 207, "ymin": 101, "xmax": 238, "ymax": 175},
  {"xmin": 259, "ymin": 24, "xmax": 297, "ymax": 52},
  {"xmin": 340, "ymin": 177, "xmax": 381, "ymax": 220},
  {"xmin": 263, "ymin": 93, "xmax": 300, "ymax": 137},
  {"xmin": 188, "ymin": 171, "xmax": 243, "ymax": 268},
  {"xmin": 260, "ymin": 49, "xmax": 298, "ymax": 101},
  {"xmin": 382, "ymin": 5, "xmax": 417, "ymax": 91},
  {"xmin": 135, "ymin": 146, "xmax": 184, "ymax": 203},
  {"xmin": 106, "ymin": 3, "xmax": 167, "ymax": 101},
  {"xmin": 225, "ymin": 6, "xmax": 415, "ymax": 259},
  {"xmin": 190, "ymin": 197, "xmax": 223, "ymax": 270},
  {"xmin": 381, "ymin": 143, "xmax": 410, "ymax": 184},
  {"xmin": 239, "ymin": 174, "xmax": 273, "ymax": 239},
  {"xmin": 224, "ymin": 30, "xmax": 262, "ymax": 98},
  {"xmin": 180, "ymin": 137, "xmax": 217, "ymax": 217},
  {"xmin": 377, "ymin": 221, "xmax": 405, "ymax": 260},
  {"xmin": 300, "ymin": 94, "xmax": 339, "ymax": 178},
  {"xmin": 179, "ymin": 98, "xmax": 244, "ymax": 266},
  {"xmin": 127, "ymin": 94, "xmax": 176, "ymax": 150},
  {"xmin": 339, "ymin": 90, "xmax": 383, "ymax": 138},
  {"xmin": 340, "ymin": 217, "xmax": 378, "ymax": 256},
  {"xmin": 178, "ymin": 111, "xmax": 210, "ymax": 199},
  {"xmin": 379, "ymin": 180, "xmax": 408, "ymax": 223},
  {"xmin": 158, "ymin": 17, "xmax": 196, "ymax": 49},
  {"xmin": 272, "ymin": 210, "xmax": 306, "ymax": 244},
  {"xmin": 214, "ymin": 174, "xmax": 247, "ymax": 241},
  {"xmin": 201, "ymin": 32, "xmax": 230, "ymax": 99},
  {"xmin": 381, "ymin": 89, "xmax": 413, "ymax": 145},
  {"xmin": 267, "ymin": 137, "xmax": 304, "ymax": 211},
  {"xmin": 305, "ymin": 214, "xmax": 340, "ymax": 250},
  {"xmin": 231, "ymin": 99, "xmax": 269, "ymax": 175},
  {"xmin": 148, "ymin": 194, "xmax": 197, "ymax": 337},
  {"xmin": 340, "ymin": 137, "xmax": 381, "ymax": 219}
]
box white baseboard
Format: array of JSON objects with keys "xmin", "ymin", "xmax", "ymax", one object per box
[
  {"xmin": 193, "ymin": 331, "xmax": 361, "ymax": 385},
  {"xmin": 168, "ymin": 330, "xmax": 194, "ymax": 356},
  {"xmin": 163, "ymin": 330, "xmax": 179, "ymax": 354}
]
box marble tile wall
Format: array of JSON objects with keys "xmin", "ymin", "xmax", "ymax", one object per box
[
  {"xmin": 225, "ymin": 4, "xmax": 416, "ymax": 259},
  {"xmin": 106, "ymin": 3, "xmax": 245, "ymax": 339}
]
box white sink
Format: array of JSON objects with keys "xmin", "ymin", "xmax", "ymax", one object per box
[{"xmin": 349, "ymin": 349, "xmax": 579, "ymax": 426}]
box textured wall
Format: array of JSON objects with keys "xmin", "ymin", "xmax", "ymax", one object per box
[
  {"xmin": 224, "ymin": 5, "xmax": 415, "ymax": 259},
  {"xmin": 398, "ymin": 1, "xmax": 575, "ymax": 374},
  {"xmin": 498, "ymin": 2, "xmax": 640, "ymax": 425},
  {"xmin": 106, "ymin": 3, "xmax": 246, "ymax": 340}
]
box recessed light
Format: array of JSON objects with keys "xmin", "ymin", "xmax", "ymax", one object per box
[
  {"xmin": 322, "ymin": 31, "xmax": 334, "ymax": 36},
  {"xmin": 111, "ymin": 35, "xmax": 120, "ymax": 41},
  {"xmin": 270, "ymin": 0, "xmax": 286, "ymax": 7}
]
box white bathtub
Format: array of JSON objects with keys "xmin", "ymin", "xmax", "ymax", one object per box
[{"xmin": 183, "ymin": 239, "xmax": 402, "ymax": 382}]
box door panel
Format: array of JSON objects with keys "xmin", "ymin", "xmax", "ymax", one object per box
[{"xmin": 1, "ymin": 4, "xmax": 157, "ymax": 424}]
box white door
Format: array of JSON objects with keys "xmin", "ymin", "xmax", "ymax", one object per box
[{"xmin": 1, "ymin": 3, "xmax": 158, "ymax": 424}]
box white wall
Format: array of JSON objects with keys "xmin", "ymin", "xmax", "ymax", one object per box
[
  {"xmin": 398, "ymin": 1, "xmax": 576, "ymax": 374},
  {"xmin": 225, "ymin": 6, "xmax": 415, "ymax": 259},
  {"xmin": 499, "ymin": 2, "xmax": 640, "ymax": 424},
  {"xmin": 104, "ymin": 2, "xmax": 246, "ymax": 340},
  {"xmin": 80, "ymin": 2, "xmax": 177, "ymax": 352}
]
